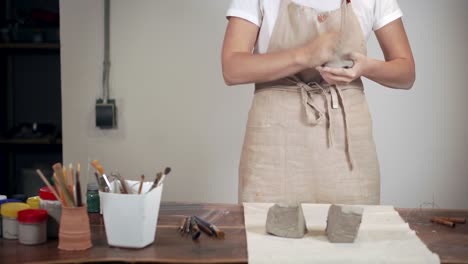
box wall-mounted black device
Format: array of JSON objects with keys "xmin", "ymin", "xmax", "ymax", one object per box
[
  {"xmin": 96, "ymin": 0, "xmax": 117, "ymax": 130},
  {"xmin": 96, "ymin": 99, "xmax": 116, "ymax": 129}
]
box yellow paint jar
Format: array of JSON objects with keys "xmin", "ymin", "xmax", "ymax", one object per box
[
  {"xmin": 1, "ymin": 202, "xmax": 31, "ymax": 239},
  {"xmin": 27, "ymin": 196, "xmax": 41, "ymax": 209}
]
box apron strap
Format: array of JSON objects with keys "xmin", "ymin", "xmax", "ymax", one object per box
[
  {"xmin": 335, "ymin": 85, "xmax": 354, "ymax": 170},
  {"xmin": 293, "ymin": 80, "xmax": 355, "ymax": 171}
]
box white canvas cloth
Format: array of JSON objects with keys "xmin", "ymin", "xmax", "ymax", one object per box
[{"xmin": 243, "ymin": 203, "xmax": 440, "ymax": 264}]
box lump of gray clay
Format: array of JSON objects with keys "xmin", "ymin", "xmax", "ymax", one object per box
[
  {"xmin": 326, "ymin": 204, "xmax": 363, "ymax": 243},
  {"xmin": 266, "ymin": 203, "xmax": 307, "ymax": 238}
]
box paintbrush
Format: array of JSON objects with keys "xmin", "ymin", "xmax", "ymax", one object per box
[
  {"xmin": 157, "ymin": 167, "xmax": 171, "ymax": 187},
  {"xmin": 76, "ymin": 163, "xmax": 83, "ymax": 207},
  {"xmin": 194, "ymin": 217, "xmax": 214, "ymax": 237},
  {"xmin": 95, "ymin": 172, "xmax": 110, "ymax": 192},
  {"xmin": 94, "ymin": 172, "xmax": 103, "ymax": 192},
  {"xmin": 147, "ymin": 172, "xmax": 163, "ymax": 193},
  {"xmin": 178, "ymin": 217, "xmax": 188, "ymax": 233},
  {"xmin": 91, "ymin": 160, "xmax": 111, "ymax": 191},
  {"xmin": 194, "ymin": 216, "xmax": 225, "ymax": 239},
  {"xmin": 69, "ymin": 163, "xmax": 77, "ymax": 206},
  {"xmin": 53, "ymin": 163, "xmax": 76, "ymax": 207},
  {"xmin": 36, "ymin": 169, "xmax": 62, "ymax": 204},
  {"xmin": 63, "ymin": 167, "xmax": 67, "ymax": 187},
  {"xmin": 190, "ymin": 217, "xmax": 201, "ymax": 240},
  {"xmin": 185, "ymin": 216, "xmax": 192, "ymax": 236},
  {"xmin": 138, "ymin": 174, "xmax": 145, "ymax": 194},
  {"xmin": 116, "ymin": 172, "xmax": 132, "ymax": 194},
  {"xmin": 53, "ymin": 173, "xmax": 65, "ymax": 205}
]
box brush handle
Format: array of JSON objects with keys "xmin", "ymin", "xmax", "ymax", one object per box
[
  {"xmin": 178, "ymin": 217, "xmax": 188, "ymax": 232},
  {"xmin": 94, "ymin": 172, "xmax": 102, "ymax": 191},
  {"xmin": 36, "ymin": 169, "xmax": 62, "ymax": 203},
  {"xmin": 194, "ymin": 218, "xmax": 214, "ymax": 236},
  {"xmin": 194, "ymin": 216, "xmax": 217, "ymax": 236},
  {"xmin": 53, "ymin": 163, "xmax": 76, "ymax": 207},
  {"xmin": 76, "ymin": 165, "xmax": 82, "ymax": 207},
  {"xmin": 190, "ymin": 217, "xmax": 201, "ymax": 240},
  {"xmin": 75, "ymin": 173, "xmax": 82, "ymax": 207},
  {"xmin": 101, "ymin": 173, "xmax": 112, "ymax": 190},
  {"xmin": 438, "ymin": 217, "xmax": 466, "ymax": 224},
  {"xmin": 138, "ymin": 175, "xmax": 144, "ymax": 194},
  {"xmin": 116, "ymin": 175, "xmax": 132, "ymax": 194},
  {"xmin": 76, "ymin": 180, "xmax": 82, "ymax": 207},
  {"xmin": 431, "ymin": 217, "xmax": 455, "ymax": 227}
]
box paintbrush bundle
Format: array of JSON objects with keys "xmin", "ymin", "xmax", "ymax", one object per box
[
  {"xmin": 178, "ymin": 215, "xmax": 225, "ymax": 241},
  {"xmin": 90, "ymin": 160, "xmax": 172, "ymax": 195},
  {"xmin": 36, "ymin": 162, "xmax": 85, "ymax": 208}
]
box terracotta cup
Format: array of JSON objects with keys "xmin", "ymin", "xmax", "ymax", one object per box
[{"xmin": 58, "ymin": 206, "xmax": 92, "ymax": 251}]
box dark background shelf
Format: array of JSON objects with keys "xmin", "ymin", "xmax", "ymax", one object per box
[
  {"xmin": 0, "ymin": 43, "xmax": 59, "ymax": 49},
  {"xmin": 0, "ymin": 0, "xmax": 61, "ymax": 197}
]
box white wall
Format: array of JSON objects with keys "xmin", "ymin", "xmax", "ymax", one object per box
[{"xmin": 60, "ymin": 0, "xmax": 468, "ymax": 209}]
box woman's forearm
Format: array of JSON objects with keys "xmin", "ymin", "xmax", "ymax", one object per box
[
  {"xmin": 365, "ymin": 19, "xmax": 415, "ymax": 89},
  {"xmin": 222, "ymin": 17, "xmax": 340, "ymax": 86},
  {"xmin": 363, "ymin": 57, "xmax": 415, "ymax": 89},
  {"xmin": 222, "ymin": 48, "xmax": 308, "ymax": 86}
]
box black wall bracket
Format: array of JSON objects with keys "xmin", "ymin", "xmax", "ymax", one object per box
[{"xmin": 95, "ymin": 98, "xmax": 117, "ymax": 129}]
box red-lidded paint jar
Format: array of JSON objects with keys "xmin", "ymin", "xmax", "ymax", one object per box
[
  {"xmin": 39, "ymin": 186, "xmax": 62, "ymax": 238},
  {"xmin": 17, "ymin": 209, "xmax": 48, "ymax": 245}
]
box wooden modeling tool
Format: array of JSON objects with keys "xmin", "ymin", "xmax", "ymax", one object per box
[
  {"xmin": 53, "ymin": 163, "xmax": 76, "ymax": 207},
  {"xmin": 431, "ymin": 217, "xmax": 456, "ymax": 228},
  {"xmin": 53, "ymin": 173, "xmax": 65, "ymax": 205},
  {"xmin": 36, "ymin": 169, "xmax": 62, "ymax": 203},
  {"xmin": 439, "ymin": 217, "xmax": 466, "ymax": 224},
  {"xmin": 69, "ymin": 163, "xmax": 77, "ymax": 206},
  {"xmin": 63, "ymin": 167, "xmax": 67, "ymax": 186}
]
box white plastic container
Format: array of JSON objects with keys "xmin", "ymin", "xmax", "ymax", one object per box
[
  {"xmin": 100, "ymin": 180, "xmax": 163, "ymax": 248},
  {"xmin": 39, "ymin": 187, "xmax": 62, "ymax": 238},
  {"xmin": 17, "ymin": 209, "xmax": 48, "ymax": 245},
  {"xmin": 1, "ymin": 202, "xmax": 31, "ymax": 239}
]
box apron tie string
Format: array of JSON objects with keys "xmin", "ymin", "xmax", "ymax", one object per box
[
  {"xmin": 335, "ymin": 84, "xmax": 354, "ymax": 170},
  {"xmin": 293, "ymin": 80, "xmax": 354, "ymax": 170}
]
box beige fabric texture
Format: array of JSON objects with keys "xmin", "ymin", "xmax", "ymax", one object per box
[
  {"xmin": 239, "ymin": 0, "xmax": 380, "ymax": 204},
  {"xmin": 244, "ymin": 203, "xmax": 441, "ymax": 264}
]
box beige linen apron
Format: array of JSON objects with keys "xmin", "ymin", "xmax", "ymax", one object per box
[{"xmin": 239, "ymin": 0, "xmax": 380, "ymax": 205}]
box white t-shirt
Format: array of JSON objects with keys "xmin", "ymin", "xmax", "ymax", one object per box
[{"xmin": 226, "ymin": 0, "xmax": 403, "ymax": 53}]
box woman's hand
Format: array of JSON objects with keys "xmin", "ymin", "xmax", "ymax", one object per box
[
  {"xmin": 315, "ymin": 52, "xmax": 369, "ymax": 85},
  {"xmin": 296, "ymin": 32, "xmax": 341, "ymax": 69},
  {"xmin": 315, "ymin": 19, "xmax": 415, "ymax": 89}
]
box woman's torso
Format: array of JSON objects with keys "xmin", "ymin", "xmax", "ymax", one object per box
[{"xmin": 249, "ymin": 0, "xmax": 400, "ymax": 54}]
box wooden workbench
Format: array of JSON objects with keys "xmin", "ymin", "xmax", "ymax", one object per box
[{"xmin": 0, "ymin": 203, "xmax": 466, "ymax": 263}]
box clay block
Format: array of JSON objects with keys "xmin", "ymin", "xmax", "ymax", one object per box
[
  {"xmin": 326, "ymin": 204, "xmax": 363, "ymax": 243},
  {"xmin": 266, "ymin": 203, "xmax": 307, "ymax": 238}
]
